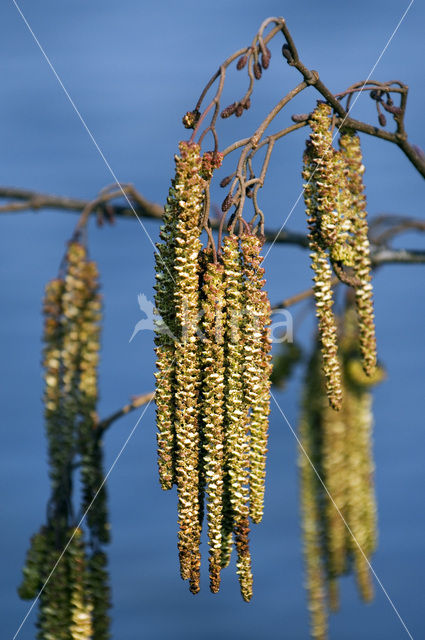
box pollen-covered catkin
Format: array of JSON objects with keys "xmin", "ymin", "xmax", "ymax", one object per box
[
  {"xmin": 303, "ymin": 143, "xmax": 342, "ymax": 410},
  {"xmin": 240, "ymin": 232, "xmax": 272, "ymax": 525},
  {"xmin": 42, "ymin": 278, "xmax": 67, "ymax": 499},
  {"xmin": 339, "ymin": 131, "xmax": 377, "ymax": 376},
  {"xmin": 200, "ymin": 253, "xmax": 226, "ymax": 594},
  {"xmin": 154, "ymin": 170, "xmax": 180, "ymax": 490},
  {"xmin": 172, "ymin": 142, "xmax": 205, "ymax": 590},
  {"xmin": 222, "ymin": 234, "xmax": 253, "ymax": 601}
]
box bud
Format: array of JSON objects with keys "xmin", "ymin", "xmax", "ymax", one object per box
[
  {"xmin": 261, "ymin": 47, "xmax": 271, "ymax": 69},
  {"xmin": 378, "ymin": 113, "xmax": 386, "ymax": 127},
  {"xmin": 382, "ymin": 103, "xmax": 402, "ymax": 116},
  {"xmin": 242, "ymin": 97, "xmax": 251, "ymax": 110},
  {"xmin": 292, "ymin": 113, "xmax": 309, "ymax": 123},
  {"xmin": 220, "ymin": 103, "xmax": 237, "ymax": 119},
  {"xmin": 236, "ymin": 55, "xmax": 248, "ymax": 70},
  {"xmin": 220, "ymin": 175, "xmax": 233, "ymax": 188},
  {"xmin": 253, "ymin": 62, "xmax": 262, "ymax": 79},
  {"xmin": 221, "ymin": 193, "xmax": 233, "ymax": 212},
  {"xmin": 235, "ymin": 104, "xmax": 244, "ymax": 117},
  {"xmin": 281, "ymin": 44, "xmax": 293, "ymax": 63}
]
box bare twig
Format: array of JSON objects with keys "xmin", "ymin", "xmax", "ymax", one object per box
[{"xmin": 96, "ymin": 392, "xmax": 155, "ymax": 436}]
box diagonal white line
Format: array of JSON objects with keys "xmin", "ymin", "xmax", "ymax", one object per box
[
  {"xmin": 11, "ymin": 0, "xmax": 164, "ymax": 264},
  {"xmin": 270, "ymin": 391, "xmax": 414, "ymax": 640},
  {"xmin": 263, "ymin": 0, "xmax": 414, "ymax": 262},
  {"xmin": 12, "ymin": 398, "xmax": 154, "ymax": 640}
]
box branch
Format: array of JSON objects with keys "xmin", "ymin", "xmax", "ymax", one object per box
[
  {"xmin": 370, "ymin": 247, "xmax": 425, "ymax": 265},
  {"xmin": 96, "ymin": 391, "xmax": 155, "ymax": 436},
  {"xmin": 0, "ymin": 185, "xmax": 309, "ymax": 247}
]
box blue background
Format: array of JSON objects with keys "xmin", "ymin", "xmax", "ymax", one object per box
[{"xmin": 1, "ymin": 1, "xmax": 424, "ymax": 639}]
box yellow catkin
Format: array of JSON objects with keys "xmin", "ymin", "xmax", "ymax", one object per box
[
  {"xmin": 339, "ymin": 131, "xmax": 377, "ymax": 376},
  {"xmin": 299, "ymin": 354, "xmax": 328, "ymax": 640},
  {"xmin": 154, "ymin": 168, "xmax": 180, "ymax": 490},
  {"xmin": 222, "ymin": 234, "xmax": 253, "ymax": 601},
  {"xmin": 321, "ymin": 396, "xmax": 348, "ymax": 583},
  {"xmin": 172, "ymin": 142, "xmax": 205, "ymax": 591},
  {"xmin": 240, "ymin": 232, "xmax": 272, "ymax": 525},
  {"xmin": 303, "ymin": 142, "xmax": 342, "ymax": 410},
  {"xmin": 42, "ymin": 278, "xmax": 66, "ymax": 494},
  {"xmin": 344, "ymin": 384, "xmax": 375, "ymax": 602},
  {"xmin": 201, "ymin": 254, "xmax": 226, "ymax": 594}
]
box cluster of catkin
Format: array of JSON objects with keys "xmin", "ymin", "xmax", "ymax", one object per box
[
  {"xmin": 303, "ymin": 102, "xmax": 377, "ymax": 410},
  {"xmin": 154, "ymin": 141, "xmax": 272, "ymax": 601},
  {"xmin": 299, "ymin": 305, "xmax": 383, "ymax": 640},
  {"xmin": 19, "ymin": 242, "xmax": 111, "ymax": 640},
  {"xmin": 19, "ymin": 526, "xmax": 110, "ymax": 640}
]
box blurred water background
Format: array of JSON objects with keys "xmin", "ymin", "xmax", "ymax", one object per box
[{"xmin": 0, "ymin": 1, "xmax": 424, "ymax": 638}]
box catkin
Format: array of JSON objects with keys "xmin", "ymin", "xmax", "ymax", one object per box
[
  {"xmin": 299, "ymin": 303, "xmax": 380, "ymax": 636},
  {"xmin": 303, "ymin": 140, "xmax": 342, "ymax": 410},
  {"xmin": 241, "ymin": 232, "xmax": 272, "ymax": 524},
  {"xmin": 68, "ymin": 528, "xmax": 94, "ymax": 640},
  {"xmin": 200, "ymin": 253, "xmax": 226, "ymax": 593},
  {"xmin": 339, "ymin": 131, "xmax": 377, "ymax": 376},
  {"xmin": 222, "ymin": 234, "xmax": 253, "ymax": 601},
  {"xmin": 153, "ymin": 142, "xmax": 273, "ymax": 600},
  {"xmin": 299, "ymin": 349, "xmax": 328, "ymax": 640},
  {"xmin": 172, "ymin": 142, "xmax": 205, "ymax": 590}
]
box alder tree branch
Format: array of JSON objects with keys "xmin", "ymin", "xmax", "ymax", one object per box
[
  {"xmin": 1, "ymin": 185, "xmax": 424, "ymax": 265},
  {"xmin": 96, "ymin": 392, "xmax": 155, "ymax": 436}
]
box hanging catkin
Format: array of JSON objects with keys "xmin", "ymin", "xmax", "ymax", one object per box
[
  {"xmin": 87, "ymin": 551, "xmax": 111, "ymax": 640},
  {"xmin": 240, "ymin": 232, "xmax": 272, "ymax": 525},
  {"xmin": 222, "ymin": 234, "xmax": 253, "ymax": 601},
  {"xmin": 154, "ymin": 169, "xmax": 179, "ymax": 490},
  {"xmin": 200, "ymin": 251, "xmax": 226, "ymax": 594},
  {"xmin": 303, "ymin": 124, "xmax": 342, "ymax": 410},
  {"xmin": 154, "ymin": 140, "xmax": 272, "ymax": 599},
  {"xmin": 339, "ymin": 131, "xmax": 377, "ymax": 376},
  {"xmin": 172, "ymin": 142, "xmax": 205, "ymax": 591},
  {"xmin": 68, "ymin": 528, "xmax": 94, "ymax": 640},
  {"xmin": 299, "ymin": 349, "xmax": 328, "ymax": 640},
  {"xmin": 299, "ymin": 302, "xmax": 381, "ymax": 638},
  {"xmin": 76, "ymin": 258, "xmax": 110, "ymax": 545}
]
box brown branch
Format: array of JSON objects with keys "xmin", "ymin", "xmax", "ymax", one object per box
[
  {"xmin": 0, "ymin": 185, "xmax": 309, "ymax": 247},
  {"xmin": 370, "ymin": 247, "xmax": 425, "ymax": 266},
  {"xmin": 96, "ymin": 391, "xmax": 155, "ymax": 436},
  {"xmin": 0, "ymin": 185, "xmax": 164, "ymax": 220}
]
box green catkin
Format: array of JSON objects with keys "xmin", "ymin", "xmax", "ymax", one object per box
[
  {"xmin": 87, "ymin": 551, "xmax": 111, "ymax": 640},
  {"xmin": 339, "ymin": 131, "xmax": 377, "ymax": 376},
  {"xmin": 303, "ymin": 140, "xmax": 342, "ymax": 410},
  {"xmin": 299, "ymin": 351, "xmax": 328, "ymax": 640},
  {"xmin": 200, "ymin": 253, "xmax": 226, "ymax": 594},
  {"xmin": 77, "ymin": 259, "xmax": 110, "ymax": 545},
  {"xmin": 240, "ymin": 232, "xmax": 272, "ymax": 525},
  {"xmin": 172, "ymin": 142, "xmax": 205, "ymax": 591},
  {"xmin": 300, "ymin": 303, "xmax": 380, "ymax": 633},
  {"xmin": 222, "ymin": 234, "xmax": 253, "ymax": 601},
  {"xmin": 68, "ymin": 529, "xmax": 93, "ymax": 640},
  {"xmin": 154, "ymin": 172, "xmax": 179, "ymax": 490},
  {"xmin": 321, "ymin": 396, "xmax": 348, "ymax": 582},
  {"xmin": 42, "ymin": 278, "xmax": 69, "ymax": 516},
  {"xmin": 18, "ymin": 528, "xmax": 50, "ymax": 600},
  {"xmin": 37, "ymin": 531, "xmax": 72, "ymax": 640}
]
